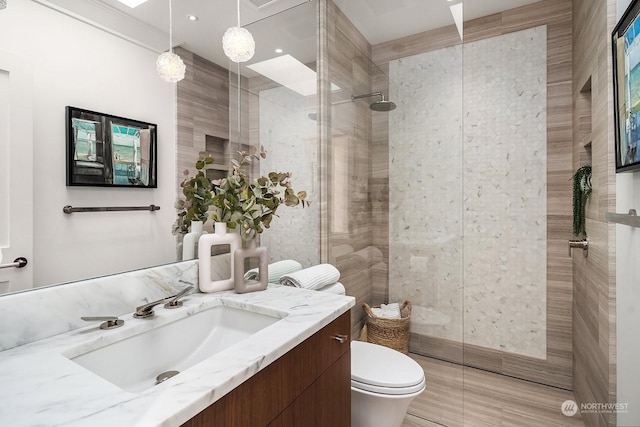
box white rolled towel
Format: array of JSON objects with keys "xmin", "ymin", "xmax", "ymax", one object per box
[
  {"xmin": 315, "ymin": 282, "xmax": 346, "ymax": 295},
  {"xmin": 278, "ymin": 264, "xmax": 341, "ymax": 290},
  {"xmin": 371, "ymin": 303, "xmax": 401, "ymax": 319},
  {"xmin": 244, "ymin": 260, "xmax": 303, "ymax": 283}
]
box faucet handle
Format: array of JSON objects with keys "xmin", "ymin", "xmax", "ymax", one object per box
[
  {"xmin": 81, "ymin": 316, "xmax": 124, "ymax": 330},
  {"xmin": 164, "ymin": 285, "xmax": 194, "ymax": 309},
  {"xmin": 134, "ymin": 285, "xmax": 195, "ymax": 318}
]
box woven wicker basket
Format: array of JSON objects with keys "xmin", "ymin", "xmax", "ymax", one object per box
[{"xmin": 362, "ymin": 301, "xmax": 411, "ymax": 354}]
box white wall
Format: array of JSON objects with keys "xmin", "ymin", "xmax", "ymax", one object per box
[
  {"xmin": 616, "ymin": 1, "xmax": 640, "ymax": 425},
  {"xmin": 0, "ymin": 0, "xmax": 176, "ymax": 287}
]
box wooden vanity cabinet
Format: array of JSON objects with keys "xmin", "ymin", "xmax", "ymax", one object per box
[{"xmin": 182, "ymin": 311, "xmax": 351, "ymax": 427}]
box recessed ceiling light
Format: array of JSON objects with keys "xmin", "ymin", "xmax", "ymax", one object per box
[
  {"xmin": 116, "ymin": 0, "xmax": 150, "ymax": 8},
  {"xmin": 275, "ymin": 48, "xmax": 283, "ymax": 54},
  {"xmin": 187, "ymin": 15, "xmax": 198, "ymax": 21}
]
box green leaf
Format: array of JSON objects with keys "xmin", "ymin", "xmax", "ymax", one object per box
[
  {"xmin": 571, "ymin": 165, "xmax": 592, "ymax": 236},
  {"xmin": 284, "ymin": 194, "xmax": 299, "ymax": 206}
]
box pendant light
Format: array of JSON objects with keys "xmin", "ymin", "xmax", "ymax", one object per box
[
  {"xmin": 156, "ymin": 0, "xmax": 186, "ymax": 82},
  {"xmin": 222, "ymin": 0, "xmax": 255, "ymax": 63}
]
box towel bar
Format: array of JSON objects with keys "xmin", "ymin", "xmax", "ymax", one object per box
[
  {"xmin": 0, "ymin": 257, "xmax": 28, "ymax": 270},
  {"xmin": 63, "ymin": 205, "xmax": 160, "ymax": 214},
  {"xmin": 606, "ymin": 209, "xmax": 640, "ymax": 228}
]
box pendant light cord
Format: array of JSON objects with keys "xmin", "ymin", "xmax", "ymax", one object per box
[
  {"xmin": 237, "ymin": 0, "xmax": 241, "ymax": 27},
  {"xmin": 169, "ymin": 0, "xmax": 173, "ymax": 53}
]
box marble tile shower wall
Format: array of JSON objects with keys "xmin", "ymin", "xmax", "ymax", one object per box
[
  {"xmin": 388, "ymin": 44, "xmax": 464, "ymax": 344},
  {"xmin": 257, "ymin": 86, "xmax": 319, "ymax": 267},
  {"xmin": 463, "ymin": 26, "xmax": 548, "ymax": 358},
  {"xmin": 389, "ymin": 26, "xmax": 548, "ymax": 359}
]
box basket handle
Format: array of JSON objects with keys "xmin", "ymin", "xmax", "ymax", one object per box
[
  {"xmin": 400, "ymin": 300, "xmax": 412, "ymax": 317},
  {"xmin": 362, "ymin": 302, "xmax": 375, "ymax": 318}
]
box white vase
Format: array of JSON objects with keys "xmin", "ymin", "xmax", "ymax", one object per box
[
  {"xmin": 234, "ymin": 238, "xmax": 268, "ymax": 294},
  {"xmin": 182, "ymin": 220, "xmax": 206, "ymax": 261},
  {"xmin": 198, "ymin": 222, "xmax": 241, "ymax": 292}
]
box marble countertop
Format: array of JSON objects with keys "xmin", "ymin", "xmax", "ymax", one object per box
[{"xmin": 0, "ymin": 286, "xmax": 354, "ymax": 427}]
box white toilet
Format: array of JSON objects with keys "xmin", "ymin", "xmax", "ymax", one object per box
[
  {"xmin": 350, "ymin": 340, "xmax": 426, "ymax": 427},
  {"xmin": 310, "ymin": 283, "xmax": 425, "ymax": 426}
]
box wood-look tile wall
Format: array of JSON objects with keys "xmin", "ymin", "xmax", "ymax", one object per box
[
  {"xmin": 370, "ymin": 0, "xmax": 574, "ymax": 389},
  {"xmin": 175, "ymin": 47, "xmax": 230, "ymax": 235},
  {"xmin": 572, "ymin": 0, "xmax": 617, "ymax": 425},
  {"xmin": 324, "ymin": 0, "xmax": 376, "ymax": 338}
]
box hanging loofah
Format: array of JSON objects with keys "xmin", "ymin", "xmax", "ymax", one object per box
[{"xmin": 572, "ymin": 165, "xmax": 592, "ymax": 236}]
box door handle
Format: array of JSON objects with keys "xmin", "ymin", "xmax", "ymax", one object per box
[{"xmin": 333, "ymin": 334, "xmax": 348, "ymax": 344}]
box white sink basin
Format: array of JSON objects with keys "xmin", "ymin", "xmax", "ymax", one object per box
[{"xmin": 66, "ymin": 305, "xmax": 280, "ymax": 393}]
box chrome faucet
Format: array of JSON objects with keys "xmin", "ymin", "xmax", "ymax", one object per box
[
  {"xmin": 133, "ymin": 285, "xmax": 194, "ymax": 318},
  {"xmin": 81, "ymin": 316, "xmax": 124, "ymax": 329}
]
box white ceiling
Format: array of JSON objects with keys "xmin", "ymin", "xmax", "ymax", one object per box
[{"xmin": 37, "ymin": 0, "xmax": 542, "ymax": 70}]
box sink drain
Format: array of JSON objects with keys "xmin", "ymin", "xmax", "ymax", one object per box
[{"xmin": 155, "ymin": 370, "xmax": 179, "ymax": 385}]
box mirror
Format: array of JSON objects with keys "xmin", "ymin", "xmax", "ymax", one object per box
[{"xmin": 0, "ymin": 0, "xmax": 320, "ymax": 294}]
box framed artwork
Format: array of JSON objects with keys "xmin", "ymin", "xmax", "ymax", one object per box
[
  {"xmin": 66, "ymin": 106, "xmax": 157, "ymax": 187},
  {"xmin": 613, "ymin": 0, "xmax": 640, "ymax": 172}
]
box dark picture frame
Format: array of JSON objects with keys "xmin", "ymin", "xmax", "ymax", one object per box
[
  {"xmin": 66, "ymin": 106, "xmax": 157, "ymax": 187},
  {"xmin": 612, "ymin": 0, "xmax": 640, "ymax": 173}
]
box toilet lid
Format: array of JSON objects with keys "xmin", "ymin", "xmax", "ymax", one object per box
[{"xmin": 351, "ymin": 341, "xmax": 425, "ymax": 392}]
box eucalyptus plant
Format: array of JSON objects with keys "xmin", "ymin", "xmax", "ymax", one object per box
[
  {"xmin": 211, "ymin": 148, "xmax": 309, "ymax": 241},
  {"xmin": 572, "ymin": 165, "xmax": 592, "ymax": 236},
  {"xmin": 171, "ymin": 154, "xmax": 215, "ymax": 235}
]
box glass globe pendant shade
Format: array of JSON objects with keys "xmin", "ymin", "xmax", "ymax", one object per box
[
  {"xmin": 222, "ymin": 26, "xmax": 255, "ymax": 63},
  {"xmin": 156, "ymin": 51, "xmax": 186, "ymax": 82}
]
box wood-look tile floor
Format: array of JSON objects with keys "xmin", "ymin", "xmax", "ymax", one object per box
[{"xmin": 401, "ymin": 354, "xmax": 585, "ymax": 427}]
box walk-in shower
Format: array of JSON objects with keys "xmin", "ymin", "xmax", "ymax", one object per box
[{"xmin": 351, "ymin": 92, "xmax": 396, "ymax": 111}]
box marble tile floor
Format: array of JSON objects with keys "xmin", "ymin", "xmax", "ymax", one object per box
[{"xmin": 402, "ymin": 354, "xmax": 584, "ymax": 427}]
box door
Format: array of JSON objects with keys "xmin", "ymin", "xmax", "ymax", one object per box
[{"xmin": 0, "ymin": 52, "xmax": 33, "ymax": 293}]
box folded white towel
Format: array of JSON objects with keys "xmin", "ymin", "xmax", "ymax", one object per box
[
  {"xmin": 315, "ymin": 282, "xmax": 346, "ymax": 295},
  {"xmin": 371, "ymin": 303, "xmax": 401, "ymax": 319},
  {"xmin": 244, "ymin": 260, "xmax": 303, "ymax": 283},
  {"xmin": 278, "ymin": 264, "xmax": 341, "ymax": 290}
]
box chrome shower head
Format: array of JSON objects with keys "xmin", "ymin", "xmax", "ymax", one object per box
[
  {"xmin": 370, "ymin": 99, "xmax": 396, "ymax": 111},
  {"xmin": 351, "ymin": 92, "xmax": 396, "ymax": 112}
]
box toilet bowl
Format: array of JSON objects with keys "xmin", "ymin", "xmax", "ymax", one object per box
[
  {"xmin": 310, "ymin": 284, "xmax": 424, "ymax": 425},
  {"xmin": 350, "ymin": 340, "xmax": 426, "ymax": 427}
]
